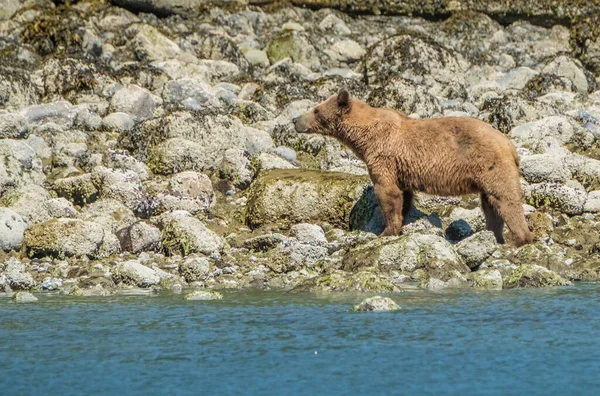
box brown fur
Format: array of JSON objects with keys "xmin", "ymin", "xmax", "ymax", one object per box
[{"xmin": 293, "ymin": 90, "xmax": 533, "ymax": 246}]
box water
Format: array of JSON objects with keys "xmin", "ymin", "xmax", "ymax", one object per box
[{"xmin": 1, "ymin": 285, "xmax": 600, "ymax": 395}]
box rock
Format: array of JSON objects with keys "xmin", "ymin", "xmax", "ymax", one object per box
[
  {"xmin": 69, "ymin": 284, "xmax": 113, "ymax": 297},
  {"xmin": 509, "ymin": 116, "xmax": 575, "ymax": 153},
  {"xmin": 584, "ymin": 191, "xmax": 600, "ymax": 213},
  {"xmin": 219, "ymin": 148, "xmax": 254, "ymax": 189},
  {"xmin": 266, "ymin": 240, "xmax": 329, "ymax": 273},
  {"xmin": 504, "ymin": 264, "xmax": 570, "ymax": 289},
  {"xmin": 114, "ymin": 260, "xmax": 160, "ymax": 287},
  {"xmin": 110, "ymin": 85, "xmax": 162, "ymax": 121},
  {"xmin": 0, "ymin": 113, "xmax": 29, "ymax": 139},
  {"xmin": 104, "ymin": 150, "xmax": 151, "ymax": 181},
  {"xmin": 53, "ymin": 173, "xmax": 98, "ymax": 206},
  {"xmin": 498, "ymin": 67, "xmax": 539, "ymax": 90},
  {"xmin": 362, "ymin": 34, "xmax": 466, "ymax": 99},
  {"xmin": 520, "ymin": 154, "xmax": 572, "ymax": 183},
  {"xmin": 78, "ymin": 199, "xmax": 136, "ymax": 233},
  {"xmin": 160, "ymin": 211, "xmax": 225, "ymax": 256},
  {"xmin": 116, "ymin": 221, "xmax": 162, "ymax": 253},
  {"xmin": 158, "ymin": 171, "xmax": 215, "ymax": 214},
  {"xmin": 148, "ymin": 138, "xmax": 208, "ymax": 174},
  {"xmin": 1, "ymin": 258, "xmax": 35, "ymax": 290},
  {"xmin": 245, "ymin": 169, "xmax": 376, "ymax": 231},
  {"xmin": 242, "ymin": 233, "xmax": 286, "ymax": 252},
  {"xmin": 12, "ymin": 291, "xmax": 38, "ymax": 303},
  {"xmin": 527, "ymin": 183, "xmax": 587, "ymax": 215},
  {"xmin": 291, "ymin": 269, "xmax": 397, "ymax": 293},
  {"xmin": 455, "ymin": 231, "xmax": 498, "ymax": 269},
  {"xmin": 484, "ymin": 94, "xmax": 558, "ymax": 134},
  {"xmin": 242, "ymin": 49, "xmax": 269, "ymax": 67},
  {"xmin": 0, "ymin": 0, "xmax": 21, "ymax": 20},
  {"xmin": 130, "ymin": 23, "xmax": 181, "ymax": 62},
  {"xmin": 353, "ymin": 296, "xmax": 400, "ymax": 312},
  {"xmin": 368, "ymin": 77, "xmax": 442, "ymax": 118},
  {"xmin": 179, "ymin": 256, "xmax": 211, "ymax": 283},
  {"xmin": 289, "ymin": 223, "xmax": 328, "ymax": 244},
  {"xmin": 252, "ymin": 152, "xmax": 297, "ymax": 173},
  {"xmin": 44, "ymin": 198, "xmax": 78, "ymax": 219},
  {"xmin": 343, "ymin": 233, "xmax": 468, "ymax": 277},
  {"xmin": 266, "ymin": 32, "xmax": 321, "ymax": 70},
  {"xmin": 22, "ymin": 101, "xmax": 76, "ymax": 127},
  {"xmin": 472, "ymin": 269, "xmax": 503, "ymax": 290},
  {"xmin": 24, "ymin": 218, "xmax": 120, "ymax": 259},
  {"xmin": 0, "ymin": 208, "xmax": 27, "ymax": 251},
  {"xmin": 319, "ymin": 14, "xmax": 351, "ymax": 35},
  {"xmin": 445, "ymin": 207, "xmax": 486, "ymax": 241},
  {"xmin": 102, "ymin": 112, "xmax": 135, "ymax": 132},
  {"xmin": 542, "ymin": 56, "xmax": 594, "ymax": 94},
  {"xmin": 184, "ymin": 289, "xmax": 223, "ymax": 300},
  {"xmin": 327, "ymin": 39, "xmax": 365, "ymax": 62},
  {"xmin": 91, "ymin": 166, "xmax": 146, "ymax": 212}
]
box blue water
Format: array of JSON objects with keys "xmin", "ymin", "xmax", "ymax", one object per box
[{"xmin": 1, "ymin": 285, "xmax": 600, "ymax": 395}]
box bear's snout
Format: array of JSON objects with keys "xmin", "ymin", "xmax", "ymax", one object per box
[{"xmin": 293, "ymin": 114, "xmax": 311, "ymax": 133}]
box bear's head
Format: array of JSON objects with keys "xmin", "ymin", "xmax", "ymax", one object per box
[{"xmin": 293, "ymin": 89, "xmax": 352, "ymax": 136}]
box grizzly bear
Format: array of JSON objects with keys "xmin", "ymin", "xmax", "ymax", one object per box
[{"xmin": 293, "ymin": 90, "xmax": 533, "ymax": 246}]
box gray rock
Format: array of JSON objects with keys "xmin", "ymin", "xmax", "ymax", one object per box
[
  {"xmin": 184, "ymin": 290, "xmax": 223, "ymax": 300},
  {"xmin": 289, "ymin": 223, "xmax": 328, "ymax": 244},
  {"xmin": 520, "ymin": 153, "xmax": 572, "ymax": 183},
  {"xmin": 102, "ymin": 112, "xmax": 135, "ymax": 132},
  {"xmin": 542, "ymin": 56, "xmax": 593, "ymax": 93},
  {"xmin": 116, "ymin": 221, "xmax": 162, "ymax": 253},
  {"xmin": 472, "ymin": 269, "xmax": 503, "ymax": 290},
  {"xmin": 158, "ymin": 171, "xmax": 215, "ymax": 214},
  {"xmin": 24, "ymin": 218, "xmax": 120, "ymax": 259},
  {"xmin": 252, "ymin": 152, "xmax": 297, "ymax": 173},
  {"xmin": 527, "ymin": 183, "xmax": 587, "ymax": 215},
  {"xmin": 91, "ymin": 166, "xmax": 146, "ymax": 211},
  {"xmin": 509, "ymin": 116, "xmax": 575, "ymax": 154},
  {"xmin": 242, "ymin": 49, "xmax": 269, "ymax": 67},
  {"xmin": 114, "ymin": 260, "xmax": 160, "ymax": 287},
  {"xmin": 2, "ymin": 258, "xmax": 35, "ymax": 290},
  {"xmin": 110, "ymin": 85, "xmax": 162, "ymax": 121},
  {"xmin": 12, "ymin": 291, "xmax": 38, "ymax": 303},
  {"xmin": 272, "ymin": 146, "xmax": 297, "ymax": 163},
  {"xmin": 148, "ymin": 138, "xmax": 206, "ymax": 174},
  {"xmin": 267, "ymin": 32, "xmax": 321, "ymax": 70},
  {"xmin": 104, "ymin": 150, "xmax": 151, "ymax": 181},
  {"xmin": 584, "ymin": 191, "xmax": 600, "ymax": 213},
  {"xmin": 455, "ymin": 231, "xmax": 498, "ymax": 269},
  {"xmin": 22, "ymin": 101, "xmax": 76, "ymax": 127},
  {"xmin": 446, "ymin": 207, "xmax": 486, "ymax": 241},
  {"xmin": 0, "ymin": 113, "xmax": 29, "ymax": 139},
  {"xmin": 0, "ymin": 208, "xmax": 27, "ymax": 251},
  {"xmin": 368, "ymin": 76, "xmax": 442, "ymax": 118},
  {"xmin": 53, "ymin": 173, "xmax": 98, "ymax": 206},
  {"xmin": 353, "ymin": 296, "xmax": 400, "ymax": 312},
  {"xmin": 44, "ymin": 198, "xmax": 78, "ymax": 219},
  {"xmin": 0, "ymin": 0, "xmax": 21, "ymax": 20},
  {"xmin": 219, "ymin": 148, "xmax": 254, "ymax": 189},
  {"xmin": 160, "ymin": 211, "xmax": 225, "ymax": 256},
  {"xmin": 129, "ymin": 23, "xmax": 181, "ymax": 62},
  {"xmin": 179, "ymin": 256, "xmax": 211, "ymax": 283},
  {"xmin": 498, "ymin": 67, "xmax": 539, "ymax": 90},
  {"xmin": 77, "ymin": 199, "xmax": 136, "ymax": 233},
  {"xmin": 319, "ymin": 14, "xmax": 351, "ymax": 35},
  {"xmin": 266, "ymin": 241, "xmax": 329, "ymax": 273},
  {"xmin": 326, "ymin": 39, "xmax": 365, "ymax": 63}
]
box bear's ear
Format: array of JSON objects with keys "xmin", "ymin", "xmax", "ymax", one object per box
[{"xmin": 337, "ymin": 89, "xmax": 350, "ymax": 108}]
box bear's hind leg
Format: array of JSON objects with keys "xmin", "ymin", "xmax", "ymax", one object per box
[
  {"xmin": 481, "ymin": 193, "xmax": 505, "ymax": 244},
  {"xmin": 485, "ymin": 194, "xmax": 533, "ymax": 247},
  {"xmin": 402, "ymin": 190, "xmax": 414, "ymax": 220},
  {"xmin": 374, "ymin": 183, "xmax": 404, "ymax": 236}
]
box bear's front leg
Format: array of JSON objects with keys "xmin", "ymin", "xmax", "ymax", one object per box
[{"xmin": 374, "ymin": 183, "xmax": 404, "ymax": 237}]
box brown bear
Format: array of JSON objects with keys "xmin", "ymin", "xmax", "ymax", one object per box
[{"xmin": 293, "ymin": 90, "xmax": 533, "ymax": 246}]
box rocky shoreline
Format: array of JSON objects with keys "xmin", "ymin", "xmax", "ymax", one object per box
[{"xmin": 1, "ymin": 0, "xmax": 600, "ymax": 299}]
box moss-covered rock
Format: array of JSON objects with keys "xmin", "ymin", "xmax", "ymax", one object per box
[
  {"xmin": 184, "ymin": 289, "xmax": 223, "ymax": 300},
  {"xmin": 267, "ymin": 31, "xmax": 321, "ymax": 70},
  {"xmin": 290, "ymin": 269, "xmax": 398, "ymax": 293},
  {"xmin": 24, "ymin": 218, "xmax": 120, "ymax": 259},
  {"xmin": 159, "ymin": 211, "xmax": 225, "ymax": 256},
  {"xmin": 471, "ymin": 269, "xmax": 503, "ymax": 290},
  {"xmin": 503, "ymin": 264, "xmax": 570, "ymax": 289},
  {"xmin": 245, "ymin": 169, "xmax": 377, "ymax": 231},
  {"xmin": 53, "ymin": 174, "xmax": 98, "ymax": 206}
]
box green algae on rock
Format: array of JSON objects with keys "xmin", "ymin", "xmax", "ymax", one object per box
[
  {"xmin": 503, "ymin": 264, "xmax": 571, "ymax": 289},
  {"xmin": 244, "ymin": 169, "xmax": 376, "ymax": 230}
]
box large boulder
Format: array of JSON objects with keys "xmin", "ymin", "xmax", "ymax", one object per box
[
  {"xmin": 245, "ymin": 169, "xmax": 378, "ymax": 231},
  {"xmin": 113, "ymin": 260, "xmax": 160, "ymax": 288},
  {"xmin": 159, "ymin": 211, "xmax": 225, "ymax": 256},
  {"xmin": 157, "ymin": 171, "xmax": 215, "ymax": 214},
  {"xmin": 24, "ymin": 219, "xmax": 120, "ymax": 259}
]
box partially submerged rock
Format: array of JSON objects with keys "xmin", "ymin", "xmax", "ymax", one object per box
[
  {"xmin": 184, "ymin": 289, "xmax": 223, "ymax": 301},
  {"xmin": 503, "ymin": 264, "xmax": 570, "ymax": 289},
  {"xmin": 12, "ymin": 291, "xmax": 38, "ymax": 303},
  {"xmin": 353, "ymin": 296, "xmax": 401, "ymax": 312}
]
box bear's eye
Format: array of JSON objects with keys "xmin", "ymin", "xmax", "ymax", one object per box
[{"xmin": 314, "ymin": 108, "xmax": 319, "ymax": 115}]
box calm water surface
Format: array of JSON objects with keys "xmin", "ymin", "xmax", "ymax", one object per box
[{"xmin": 1, "ymin": 285, "xmax": 600, "ymax": 395}]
